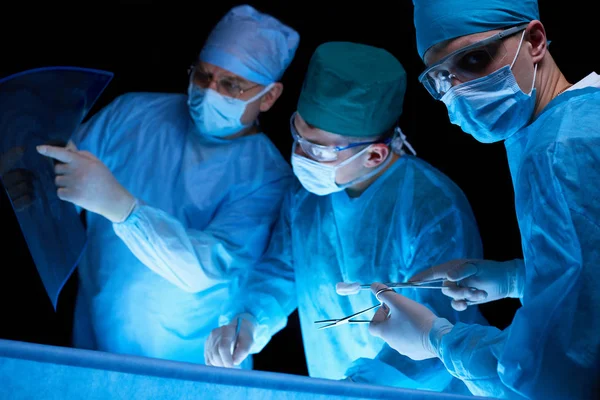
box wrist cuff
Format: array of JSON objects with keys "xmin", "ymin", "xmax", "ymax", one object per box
[{"xmin": 428, "ymin": 318, "xmax": 454, "ymax": 357}]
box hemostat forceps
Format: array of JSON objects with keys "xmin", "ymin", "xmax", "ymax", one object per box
[
  {"xmin": 314, "ymin": 287, "xmax": 396, "ymax": 330},
  {"xmin": 357, "ymin": 278, "xmax": 447, "ymax": 290}
]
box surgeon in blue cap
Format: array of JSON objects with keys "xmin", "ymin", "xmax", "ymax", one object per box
[
  {"xmin": 26, "ymin": 5, "xmax": 299, "ymax": 366},
  {"xmin": 204, "ymin": 41, "xmax": 487, "ymax": 393},
  {"xmin": 367, "ymin": 1, "xmax": 600, "ymax": 399}
]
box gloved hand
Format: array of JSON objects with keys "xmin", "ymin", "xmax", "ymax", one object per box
[
  {"xmin": 409, "ymin": 259, "xmax": 525, "ymax": 311},
  {"xmin": 368, "ymin": 282, "xmax": 452, "ymax": 361},
  {"xmin": 36, "ymin": 143, "xmax": 136, "ymax": 223},
  {"xmin": 205, "ymin": 314, "xmax": 257, "ymax": 368},
  {"xmin": 0, "ymin": 146, "xmax": 35, "ymax": 211}
]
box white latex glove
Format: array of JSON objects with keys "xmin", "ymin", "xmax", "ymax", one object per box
[
  {"xmin": 410, "ymin": 259, "xmax": 525, "ymax": 311},
  {"xmin": 0, "ymin": 146, "xmax": 35, "ymax": 211},
  {"xmin": 368, "ymin": 282, "xmax": 451, "ymax": 361},
  {"xmin": 36, "ymin": 143, "xmax": 136, "ymax": 223},
  {"xmin": 205, "ymin": 314, "xmax": 256, "ymax": 368}
]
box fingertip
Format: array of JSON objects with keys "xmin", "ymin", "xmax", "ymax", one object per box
[
  {"xmin": 451, "ymin": 300, "xmax": 468, "ymax": 311},
  {"xmin": 66, "ymin": 141, "xmax": 78, "ymax": 151},
  {"xmin": 447, "ymin": 270, "xmax": 460, "ymax": 280},
  {"xmin": 468, "ymin": 289, "xmax": 487, "ymax": 301},
  {"xmin": 232, "ymin": 347, "xmax": 249, "ymax": 366},
  {"xmin": 232, "ymin": 355, "xmax": 243, "ymax": 366},
  {"xmin": 56, "ymin": 187, "xmax": 68, "ymax": 200},
  {"xmin": 460, "ymin": 262, "xmax": 479, "ymax": 278}
]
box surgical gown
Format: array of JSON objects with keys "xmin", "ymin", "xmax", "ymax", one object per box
[
  {"xmin": 222, "ymin": 155, "xmax": 487, "ymax": 390},
  {"xmin": 70, "ymin": 92, "xmax": 293, "ymax": 364},
  {"xmin": 434, "ymin": 84, "xmax": 600, "ymax": 399}
]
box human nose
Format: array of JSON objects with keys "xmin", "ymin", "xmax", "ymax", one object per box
[
  {"xmin": 293, "ymin": 143, "xmax": 305, "ymax": 157},
  {"xmin": 207, "ymin": 77, "xmax": 219, "ymax": 91},
  {"xmin": 449, "ymin": 73, "xmax": 463, "ymax": 87}
]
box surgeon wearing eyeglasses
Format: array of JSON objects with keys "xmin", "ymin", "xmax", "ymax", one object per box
[
  {"xmin": 367, "ymin": 1, "xmax": 600, "ymax": 399},
  {"xmin": 8, "ymin": 5, "xmax": 300, "ymax": 367},
  {"xmin": 204, "ymin": 41, "xmax": 488, "ymax": 393}
]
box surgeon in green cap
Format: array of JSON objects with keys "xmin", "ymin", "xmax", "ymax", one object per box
[
  {"xmin": 364, "ymin": 1, "xmax": 600, "ymax": 399},
  {"xmin": 204, "ymin": 41, "xmax": 487, "ymax": 391}
]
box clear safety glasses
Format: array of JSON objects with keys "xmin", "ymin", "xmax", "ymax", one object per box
[
  {"xmin": 418, "ymin": 24, "xmax": 528, "ymax": 100},
  {"xmin": 289, "ymin": 112, "xmax": 392, "ymax": 162}
]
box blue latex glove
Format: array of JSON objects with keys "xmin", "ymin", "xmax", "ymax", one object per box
[
  {"xmin": 368, "ymin": 283, "xmax": 453, "ymax": 361},
  {"xmin": 36, "ymin": 143, "xmax": 136, "ymax": 223},
  {"xmin": 410, "ymin": 259, "xmax": 525, "ymax": 311}
]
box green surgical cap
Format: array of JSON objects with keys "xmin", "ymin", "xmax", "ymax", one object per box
[
  {"xmin": 413, "ymin": 0, "xmax": 540, "ymax": 60},
  {"xmin": 297, "ymin": 41, "xmax": 406, "ymax": 137}
]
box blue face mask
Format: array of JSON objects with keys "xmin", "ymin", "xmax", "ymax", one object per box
[
  {"xmin": 441, "ymin": 32, "xmax": 537, "ymax": 143},
  {"xmin": 187, "ymin": 83, "xmax": 273, "ymax": 138}
]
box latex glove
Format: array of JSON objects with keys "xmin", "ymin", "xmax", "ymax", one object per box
[
  {"xmin": 0, "ymin": 146, "xmax": 35, "ymax": 211},
  {"xmin": 205, "ymin": 314, "xmax": 256, "ymax": 368},
  {"xmin": 36, "ymin": 143, "xmax": 136, "ymax": 223},
  {"xmin": 368, "ymin": 282, "xmax": 452, "ymax": 361},
  {"xmin": 410, "ymin": 259, "xmax": 525, "ymax": 311}
]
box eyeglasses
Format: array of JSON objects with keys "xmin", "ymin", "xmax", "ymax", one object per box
[
  {"xmin": 418, "ymin": 24, "xmax": 528, "ymax": 100},
  {"xmin": 289, "ymin": 112, "xmax": 392, "ymax": 162},
  {"xmin": 188, "ymin": 65, "xmax": 260, "ymax": 98}
]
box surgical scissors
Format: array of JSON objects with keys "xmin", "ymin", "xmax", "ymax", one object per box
[
  {"xmin": 314, "ymin": 287, "xmax": 396, "ymax": 330},
  {"xmin": 315, "ymin": 279, "xmax": 447, "ymax": 330},
  {"xmin": 335, "ymin": 278, "xmax": 447, "ymax": 296}
]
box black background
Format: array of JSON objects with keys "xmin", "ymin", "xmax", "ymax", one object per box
[{"xmin": 0, "ymin": 1, "xmax": 597, "ymax": 377}]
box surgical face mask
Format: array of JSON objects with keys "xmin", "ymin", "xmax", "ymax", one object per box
[
  {"xmin": 441, "ymin": 31, "xmax": 537, "ymax": 143},
  {"xmin": 187, "ymin": 83, "xmax": 273, "ymax": 138},
  {"xmin": 291, "ymin": 140, "xmax": 397, "ymax": 196}
]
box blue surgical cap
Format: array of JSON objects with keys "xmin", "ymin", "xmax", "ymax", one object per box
[
  {"xmin": 413, "ymin": 0, "xmax": 540, "ymax": 60},
  {"xmin": 199, "ymin": 5, "xmax": 300, "ymax": 85}
]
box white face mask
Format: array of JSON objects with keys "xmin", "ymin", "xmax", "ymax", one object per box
[
  {"xmin": 291, "ymin": 129, "xmax": 414, "ymax": 196},
  {"xmin": 187, "ymin": 83, "xmax": 273, "ymax": 138}
]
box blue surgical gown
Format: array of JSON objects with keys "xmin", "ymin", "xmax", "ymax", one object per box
[
  {"xmin": 222, "ymin": 155, "xmax": 487, "ymax": 390},
  {"xmin": 435, "ymin": 87, "xmax": 600, "ymax": 399},
  {"xmin": 70, "ymin": 92, "xmax": 293, "ymax": 364}
]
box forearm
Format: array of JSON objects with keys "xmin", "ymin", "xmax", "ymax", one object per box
[
  {"xmin": 113, "ymin": 204, "xmax": 240, "ymax": 293},
  {"xmin": 346, "ymin": 344, "xmax": 458, "ymax": 392},
  {"xmin": 220, "ymin": 266, "xmax": 297, "ymax": 354},
  {"xmin": 431, "ymin": 322, "xmax": 525, "ymax": 399}
]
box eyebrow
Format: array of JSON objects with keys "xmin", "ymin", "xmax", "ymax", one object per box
[
  {"xmin": 306, "ymin": 136, "xmax": 335, "ymax": 147},
  {"xmin": 294, "ymin": 120, "xmax": 331, "ymax": 147},
  {"xmin": 300, "ymin": 128, "xmax": 346, "ymax": 148},
  {"xmin": 223, "ymin": 75, "xmax": 246, "ymax": 84},
  {"xmin": 429, "ymin": 28, "xmax": 503, "ymax": 60},
  {"xmin": 197, "ymin": 68, "xmax": 248, "ymax": 85}
]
